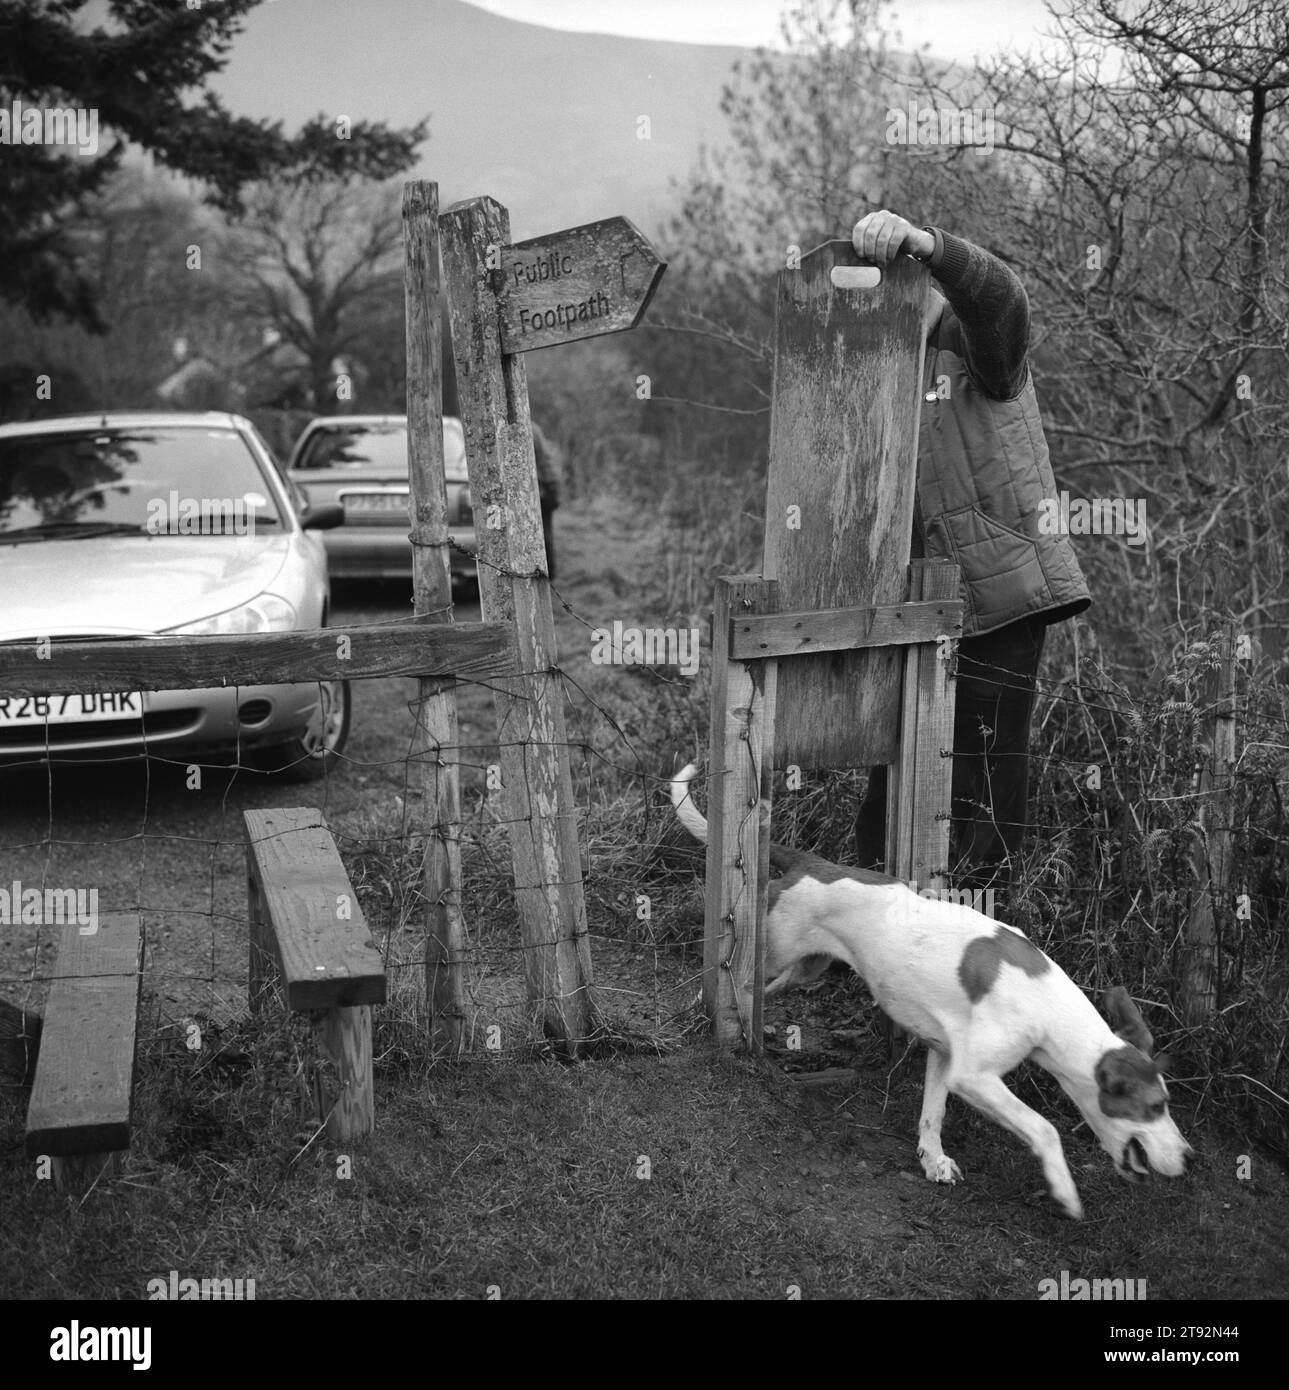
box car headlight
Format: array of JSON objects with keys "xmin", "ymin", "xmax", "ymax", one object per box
[{"xmin": 163, "ymin": 593, "xmax": 298, "ymax": 636}]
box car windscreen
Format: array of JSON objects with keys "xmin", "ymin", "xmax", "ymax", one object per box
[
  {"xmin": 294, "ymin": 425, "xmax": 407, "ymax": 472},
  {"xmin": 0, "ymin": 427, "xmax": 284, "ymax": 537},
  {"xmin": 294, "ymin": 422, "xmax": 468, "ymax": 479}
]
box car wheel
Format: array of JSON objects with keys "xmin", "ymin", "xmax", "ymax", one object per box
[{"xmin": 254, "ymin": 679, "xmax": 351, "ymax": 781}]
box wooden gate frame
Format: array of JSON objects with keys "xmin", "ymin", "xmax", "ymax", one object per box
[{"xmin": 702, "ymin": 244, "xmax": 964, "ymax": 1049}]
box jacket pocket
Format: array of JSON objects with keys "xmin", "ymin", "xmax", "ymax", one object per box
[{"xmin": 933, "ymin": 505, "xmax": 1048, "ymax": 627}]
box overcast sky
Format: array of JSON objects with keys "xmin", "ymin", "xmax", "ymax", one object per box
[{"xmin": 470, "ymin": 0, "xmax": 1057, "ymax": 61}]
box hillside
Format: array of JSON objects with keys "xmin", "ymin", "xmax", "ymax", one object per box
[{"xmin": 210, "ymin": 0, "xmax": 749, "ymax": 241}]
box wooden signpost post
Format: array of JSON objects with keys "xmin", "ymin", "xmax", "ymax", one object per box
[
  {"xmin": 424, "ymin": 195, "xmax": 663, "ymax": 1051},
  {"xmin": 704, "ymin": 243, "xmax": 963, "ymax": 1048}
]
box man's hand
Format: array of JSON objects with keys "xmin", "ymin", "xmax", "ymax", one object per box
[{"xmin": 852, "ymin": 210, "xmax": 935, "ymax": 264}]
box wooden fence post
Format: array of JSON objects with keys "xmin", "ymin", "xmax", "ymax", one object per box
[
  {"xmin": 403, "ymin": 180, "xmax": 467, "ymax": 1053},
  {"xmin": 705, "ymin": 576, "xmax": 777, "ymax": 1049},
  {"xmin": 439, "ymin": 195, "xmax": 597, "ymax": 1051},
  {"xmin": 887, "ymin": 559, "xmax": 959, "ymax": 890},
  {"xmin": 1181, "ymin": 623, "xmax": 1239, "ymax": 1025}
]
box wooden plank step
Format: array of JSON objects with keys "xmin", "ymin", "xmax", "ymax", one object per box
[
  {"xmin": 244, "ymin": 807, "xmax": 386, "ymax": 1011},
  {"xmin": 25, "ymin": 913, "xmax": 143, "ymax": 1159}
]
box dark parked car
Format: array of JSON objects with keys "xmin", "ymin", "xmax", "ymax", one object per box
[
  {"xmin": 286, "ymin": 414, "xmax": 560, "ymax": 581},
  {"xmin": 286, "ymin": 415, "xmax": 475, "ymax": 582}
]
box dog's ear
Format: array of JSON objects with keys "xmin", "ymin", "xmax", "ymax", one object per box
[
  {"xmin": 1104, "ymin": 986, "xmax": 1154, "ymax": 1056},
  {"xmin": 793, "ymin": 954, "xmax": 832, "ymax": 986},
  {"xmin": 764, "ymin": 954, "xmax": 831, "ymax": 997}
]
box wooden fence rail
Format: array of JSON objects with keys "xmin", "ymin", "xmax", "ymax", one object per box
[{"xmin": 0, "ymin": 622, "xmax": 515, "ymax": 696}]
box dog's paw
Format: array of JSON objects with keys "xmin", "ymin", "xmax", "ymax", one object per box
[{"xmin": 918, "ymin": 1149, "xmax": 963, "ymax": 1185}]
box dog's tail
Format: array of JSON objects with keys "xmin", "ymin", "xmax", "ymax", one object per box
[
  {"xmin": 669, "ymin": 763, "xmax": 808, "ymax": 872},
  {"xmin": 669, "ymin": 762, "xmax": 711, "ymax": 844}
]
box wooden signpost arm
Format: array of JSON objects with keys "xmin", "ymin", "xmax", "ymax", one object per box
[
  {"xmin": 497, "ymin": 217, "xmax": 664, "ymax": 354},
  {"xmin": 439, "ymin": 195, "xmax": 598, "ymax": 1052},
  {"xmin": 403, "ymin": 181, "xmax": 467, "ymax": 1053}
]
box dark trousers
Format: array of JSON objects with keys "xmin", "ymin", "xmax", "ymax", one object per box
[{"xmin": 854, "ymin": 614, "xmax": 1046, "ymax": 897}]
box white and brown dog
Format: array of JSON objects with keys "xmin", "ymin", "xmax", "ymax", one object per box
[{"xmin": 671, "ymin": 764, "xmax": 1193, "ymax": 1219}]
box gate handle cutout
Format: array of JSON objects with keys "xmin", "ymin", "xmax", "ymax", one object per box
[{"xmin": 830, "ymin": 265, "xmax": 882, "ymax": 290}]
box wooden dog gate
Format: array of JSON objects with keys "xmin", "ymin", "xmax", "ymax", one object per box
[{"xmin": 703, "ymin": 245, "xmax": 964, "ymax": 1048}]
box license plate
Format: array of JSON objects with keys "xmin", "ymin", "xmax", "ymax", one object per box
[
  {"xmin": 0, "ymin": 692, "xmax": 143, "ymax": 726},
  {"xmin": 340, "ymin": 492, "xmax": 408, "ymax": 513}
]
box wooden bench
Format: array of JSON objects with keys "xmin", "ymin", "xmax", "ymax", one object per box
[
  {"xmin": 244, "ymin": 807, "xmax": 386, "ymax": 1142},
  {"xmin": 25, "ymin": 913, "xmax": 143, "ymax": 1193}
]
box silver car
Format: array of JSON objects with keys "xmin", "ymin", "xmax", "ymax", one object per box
[{"xmin": 0, "ymin": 411, "xmax": 349, "ymax": 779}]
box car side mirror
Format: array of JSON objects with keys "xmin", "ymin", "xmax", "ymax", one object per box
[{"xmin": 301, "ymin": 502, "xmax": 345, "ymax": 531}]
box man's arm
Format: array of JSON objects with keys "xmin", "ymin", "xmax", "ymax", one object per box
[
  {"xmin": 852, "ymin": 210, "xmax": 1031, "ymax": 400},
  {"xmin": 921, "ymin": 226, "xmax": 1030, "ymax": 399}
]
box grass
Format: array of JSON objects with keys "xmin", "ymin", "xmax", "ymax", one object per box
[{"xmin": 3, "ymin": 988, "xmax": 1287, "ymax": 1299}]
